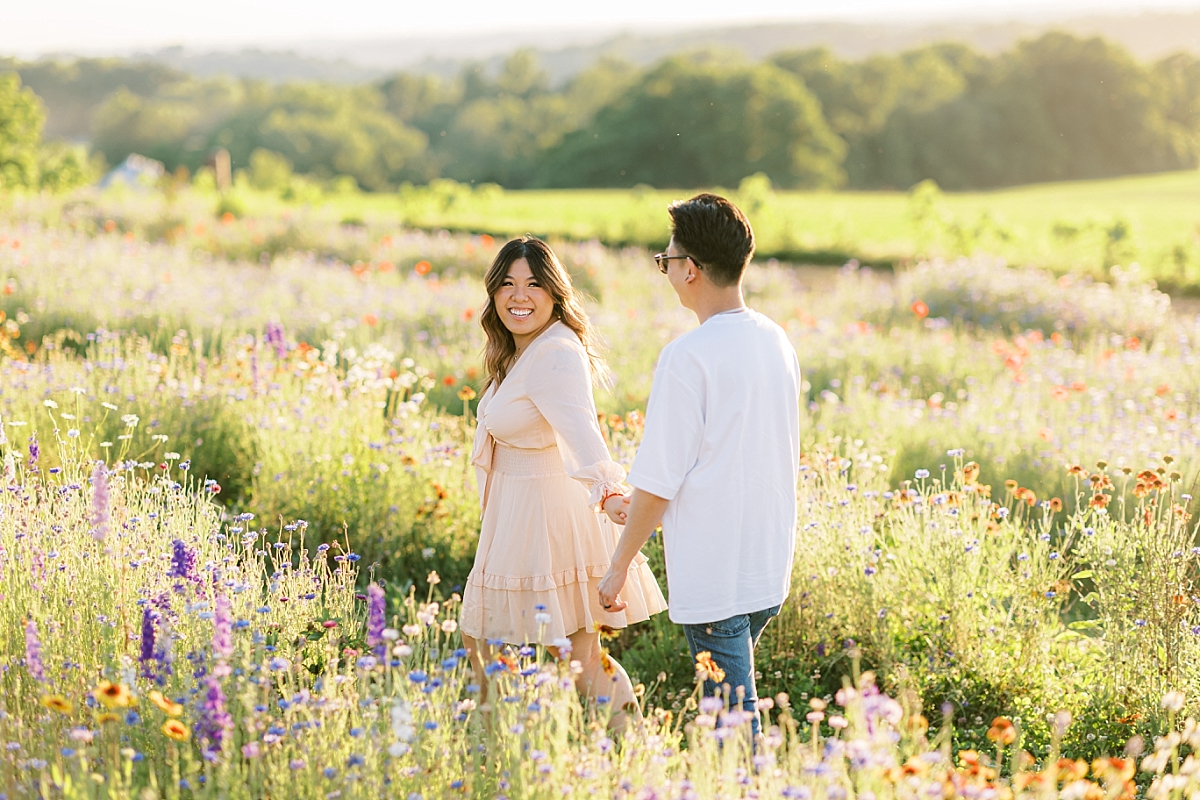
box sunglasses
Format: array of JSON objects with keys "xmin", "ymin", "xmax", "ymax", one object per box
[{"xmin": 652, "ymin": 253, "xmax": 703, "ymax": 274}]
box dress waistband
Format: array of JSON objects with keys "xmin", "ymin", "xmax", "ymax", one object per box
[{"xmin": 491, "ymin": 443, "xmax": 566, "ymax": 477}]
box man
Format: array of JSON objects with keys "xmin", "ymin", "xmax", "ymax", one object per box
[{"xmin": 597, "ymin": 193, "xmax": 801, "ymax": 739}]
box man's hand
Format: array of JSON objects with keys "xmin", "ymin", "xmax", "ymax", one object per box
[
  {"xmin": 597, "ymin": 565, "xmax": 628, "ymax": 612},
  {"xmin": 602, "ymin": 494, "xmax": 631, "ymax": 525}
]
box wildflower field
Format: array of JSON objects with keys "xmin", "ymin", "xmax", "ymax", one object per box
[{"xmin": 5, "ymin": 186, "xmax": 1200, "ymax": 798}]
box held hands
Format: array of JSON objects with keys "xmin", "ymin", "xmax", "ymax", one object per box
[
  {"xmin": 602, "ymin": 493, "xmax": 631, "ymax": 526},
  {"xmin": 597, "ymin": 564, "xmax": 629, "ymax": 613}
]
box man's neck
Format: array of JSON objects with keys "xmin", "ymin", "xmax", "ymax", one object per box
[{"xmin": 693, "ymin": 287, "xmax": 747, "ymax": 324}]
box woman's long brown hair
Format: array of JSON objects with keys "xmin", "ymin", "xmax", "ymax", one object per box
[{"xmin": 481, "ymin": 236, "xmax": 608, "ymax": 391}]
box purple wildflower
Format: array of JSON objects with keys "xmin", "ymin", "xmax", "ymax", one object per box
[
  {"xmin": 264, "ymin": 321, "xmax": 287, "ymax": 359},
  {"xmin": 140, "ymin": 607, "xmax": 159, "ymax": 678},
  {"xmin": 212, "ymin": 594, "xmax": 233, "ymax": 662},
  {"xmin": 91, "ymin": 462, "xmax": 110, "ymax": 542},
  {"xmin": 153, "ymin": 617, "xmax": 175, "ymax": 683},
  {"xmin": 168, "ymin": 539, "xmax": 198, "ymax": 583},
  {"xmin": 367, "ymin": 583, "xmax": 386, "ymax": 658},
  {"xmin": 27, "ymin": 433, "xmax": 38, "ymax": 471},
  {"xmin": 196, "ymin": 675, "xmax": 233, "ymax": 752},
  {"xmin": 25, "ymin": 621, "xmax": 44, "ymax": 682}
]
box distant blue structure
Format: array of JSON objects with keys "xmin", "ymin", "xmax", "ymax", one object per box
[{"xmin": 99, "ymin": 154, "xmax": 165, "ymax": 190}]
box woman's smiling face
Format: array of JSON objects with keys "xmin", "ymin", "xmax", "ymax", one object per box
[{"xmin": 493, "ymin": 257, "xmax": 555, "ymax": 345}]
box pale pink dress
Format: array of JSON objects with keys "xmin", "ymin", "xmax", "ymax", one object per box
[{"xmin": 460, "ymin": 321, "xmax": 667, "ymax": 645}]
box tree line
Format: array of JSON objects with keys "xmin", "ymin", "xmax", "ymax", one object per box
[{"xmin": 3, "ymin": 31, "xmax": 1199, "ymax": 193}]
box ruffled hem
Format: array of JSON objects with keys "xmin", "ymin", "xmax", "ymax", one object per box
[
  {"xmin": 459, "ymin": 559, "xmax": 667, "ymax": 645},
  {"xmin": 468, "ymin": 561, "xmax": 619, "ymax": 593}
]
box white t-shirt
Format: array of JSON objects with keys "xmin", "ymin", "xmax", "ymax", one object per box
[{"xmin": 627, "ymin": 308, "xmax": 801, "ymax": 625}]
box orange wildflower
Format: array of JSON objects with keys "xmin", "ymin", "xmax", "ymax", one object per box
[
  {"xmin": 1049, "ymin": 498, "xmax": 1063, "ymax": 513},
  {"xmin": 600, "ymin": 651, "xmax": 616, "ymax": 677},
  {"xmin": 910, "ymin": 300, "xmax": 929, "ymax": 319},
  {"xmin": 1090, "ymin": 493, "xmax": 1110, "ymax": 509},
  {"xmin": 149, "ymin": 690, "xmax": 183, "ymax": 717},
  {"xmin": 593, "ymin": 623, "xmax": 619, "ymax": 641},
  {"xmin": 1057, "ymin": 758, "xmax": 1089, "ymax": 782},
  {"xmin": 1092, "ymin": 757, "xmax": 1135, "ymax": 782},
  {"xmin": 414, "ymin": 260, "xmax": 432, "ymax": 276},
  {"xmin": 1050, "ymin": 385, "xmax": 1070, "ymax": 401},
  {"xmin": 694, "ymin": 651, "xmax": 726, "ymax": 684},
  {"xmin": 162, "ymin": 719, "xmax": 190, "ymax": 741},
  {"xmin": 986, "ymin": 716, "xmax": 1016, "ymax": 745},
  {"xmin": 1015, "ymin": 773, "xmax": 1047, "ymax": 791},
  {"xmin": 962, "ymin": 462, "xmax": 980, "ymax": 485},
  {"xmin": 94, "ymin": 680, "xmax": 132, "ymax": 709},
  {"xmin": 40, "ymin": 694, "xmax": 73, "ymax": 714}
]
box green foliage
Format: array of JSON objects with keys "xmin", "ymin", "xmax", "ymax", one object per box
[
  {"xmin": 13, "ymin": 57, "xmax": 182, "ymax": 140},
  {"xmin": 34, "ymin": 141, "xmax": 97, "ymax": 192},
  {"xmin": 537, "ymin": 55, "xmax": 845, "ymax": 189},
  {"xmin": 247, "ymin": 147, "xmax": 293, "ymax": 192},
  {"xmin": 0, "ymin": 72, "xmax": 45, "ymax": 190},
  {"xmin": 13, "ymin": 31, "xmax": 1200, "ymax": 194},
  {"xmin": 846, "ymin": 35, "xmax": 1197, "ymax": 189},
  {"xmin": 92, "ymin": 81, "xmax": 427, "ymax": 191}
]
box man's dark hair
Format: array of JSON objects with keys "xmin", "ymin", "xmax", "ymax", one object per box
[{"xmin": 667, "ymin": 193, "xmax": 755, "ymax": 287}]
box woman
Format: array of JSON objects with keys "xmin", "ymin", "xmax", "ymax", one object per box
[{"xmin": 460, "ymin": 236, "xmax": 666, "ymax": 722}]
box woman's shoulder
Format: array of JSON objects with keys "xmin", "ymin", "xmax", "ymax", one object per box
[
  {"xmin": 533, "ymin": 320, "xmax": 587, "ymax": 357},
  {"xmin": 525, "ymin": 322, "xmax": 590, "ymax": 382}
]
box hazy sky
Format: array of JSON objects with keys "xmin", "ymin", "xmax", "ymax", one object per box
[{"xmin": 6, "ymin": 0, "xmax": 1200, "ymax": 55}]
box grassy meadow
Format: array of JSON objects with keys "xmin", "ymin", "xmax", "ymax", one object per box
[
  {"xmin": 306, "ymin": 169, "xmax": 1200, "ymax": 293},
  {"xmin": 6, "ymin": 184, "xmax": 1200, "ymax": 796}
]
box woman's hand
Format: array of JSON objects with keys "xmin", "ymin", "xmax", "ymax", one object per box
[{"xmin": 602, "ymin": 493, "xmax": 631, "ymax": 525}]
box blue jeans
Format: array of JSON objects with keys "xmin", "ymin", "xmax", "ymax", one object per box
[{"xmin": 682, "ymin": 605, "xmax": 781, "ymax": 737}]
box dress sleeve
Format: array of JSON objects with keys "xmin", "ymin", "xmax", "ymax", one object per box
[{"xmin": 525, "ymin": 336, "xmax": 627, "ymax": 506}]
